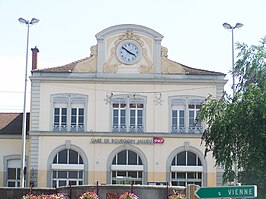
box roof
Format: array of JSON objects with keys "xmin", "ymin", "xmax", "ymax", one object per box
[
  {"xmin": 35, "ymin": 57, "xmax": 90, "ymax": 73},
  {"xmin": 179, "ymin": 63, "xmax": 225, "ymax": 75},
  {"xmin": 0, "ymin": 113, "xmax": 30, "ymax": 135},
  {"xmin": 34, "ymin": 56, "xmax": 225, "ymax": 76}
]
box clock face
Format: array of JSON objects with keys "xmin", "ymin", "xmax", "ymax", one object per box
[{"xmin": 117, "ymin": 42, "xmax": 140, "ymax": 64}]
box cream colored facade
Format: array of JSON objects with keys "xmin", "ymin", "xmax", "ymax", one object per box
[
  {"xmin": 0, "ymin": 135, "xmax": 30, "ymax": 187},
  {"xmin": 25, "ymin": 24, "xmax": 227, "ymax": 188}
]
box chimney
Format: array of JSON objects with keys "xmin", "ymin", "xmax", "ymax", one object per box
[{"xmin": 31, "ymin": 46, "xmax": 39, "ymax": 70}]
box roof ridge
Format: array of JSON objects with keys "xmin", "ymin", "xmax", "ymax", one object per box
[
  {"xmin": 165, "ymin": 57, "xmax": 225, "ymax": 75},
  {"xmin": 34, "ymin": 57, "xmax": 90, "ymax": 72}
]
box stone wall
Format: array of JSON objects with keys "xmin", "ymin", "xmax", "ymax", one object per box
[{"xmin": 0, "ymin": 185, "xmax": 185, "ymax": 199}]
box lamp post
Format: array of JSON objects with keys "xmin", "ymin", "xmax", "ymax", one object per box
[
  {"xmin": 223, "ymin": 22, "xmax": 243, "ymax": 96},
  {"xmin": 223, "ymin": 22, "xmax": 243, "ymax": 188},
  {"xmin": 18, "ymin": 17, "xmax": 39, "ymax": 188}
]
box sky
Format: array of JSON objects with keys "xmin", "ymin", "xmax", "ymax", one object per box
[{"xmin": 0, "ymin": 0, "xmax": 265, "ymax": 112}]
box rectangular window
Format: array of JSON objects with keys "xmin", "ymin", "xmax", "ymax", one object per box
[
  {"xmin": 189, "ymin": 110, "xmax": 195, "ymax": 126},
  {"xmin": 112, "ymin": 171, "xmax": 143, "ymax": 185},
  {"xmin": 112, "ymin": 103, "xmax": 127, "ymax": 132},
  {"xmin": 52, "ymin": 170, "xmax": 83, "ymax": 188},
  {"xmin": 69, "ymin": 150, "xmax": 79, "ymax": 164},
  {"xmin": 71, "ymin": 108, "xmax": 84, "ymax": 132},
  {"xmin": 7, "ymin": 168, "xmax": 20, "ymax": 187},
  {"xmin": 129, "ymin": 103, "xmax": 143, "ymax": 133},
  {"xmin": 187, "ymin": 151, "xmax": 197, "ymax": 166},
  {"xmin": 112, "ymin": 98, "xmax": 144, "ymax": 133},
  {"xmin": 171, "ymin": 98, "xmax": 204, "ymax": 134},
  {"xmin": 58, "ymin": 150, "xmax": 67, "ymax": 164},
  {"xmin": 52, "ymin": 95, "xmax": 87, "ymax": 132},
  {"xmin": 69, "ymin": 171, "xmax": 78, "ymax": 178},
  {"xmin": 59, "ymin": 180, "xmax": 66, "ymax": 187},
  {"xmin": 189, "ymin": 104, "xmax": 202, "ymax": 133},
  {"xmin": 172, "ymin": 109, "xmax": 185, "ymax": 133},
  {"xmin": 128, "ymin": 171, "xmax": 137, "ymax": 178},
  {"xmin": 130, "ymin": 109, "xmax": 136, "ymax": 130},
  {"xmin": 128, "ymin": 150, "xmax": 137, "ymax": 165},
  {"xmin": 118, "ymin": 150, "xmax": 126, "ymax": 165},
  {"xmin": 177, "ymin": 172, "xmax": 186, "ymax": 179},
  {"xmin": 171, "ymin": 172, "xmax": 202, "ymax": 187},
  {"xmin": 58, "ymin": 171, "xmax": 67, "ymax": 178},
  {"xmin": 177, "ymin": 151, "xmax": 186, "ymax": 165},
  {"xmin": 53, "ymin": 107, "xmax": 67, "ymax": 131}
]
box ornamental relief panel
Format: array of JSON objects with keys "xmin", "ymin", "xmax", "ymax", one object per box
[
  {"xmin": 103, "ymin": 29, "xmax": 154, "ymax": 74},
  {"xmin": 74, "ymin": 45, "xmax": 97, "ymax": 73},
  {"xmin": 161, "ymin": 46, "xmax": 186, "ymax": 74}
]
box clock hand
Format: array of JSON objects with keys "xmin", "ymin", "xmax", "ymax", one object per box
[{"xmin": 122, "ymin": 46, "xmax": 137, "ymax": 57}]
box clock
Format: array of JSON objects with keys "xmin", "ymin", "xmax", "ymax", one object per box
[{"xmin": 116, "ymin": 40, "xmax": 141, "ymax": 65}]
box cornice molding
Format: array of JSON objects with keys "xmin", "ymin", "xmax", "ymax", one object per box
[{"xmin": 96, "ymin": 24, "xmax": 163, "ymax": 41}]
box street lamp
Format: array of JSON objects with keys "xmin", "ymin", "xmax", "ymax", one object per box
[
  {"xmin": 223, "ymin": 22, "xmax": 243, "ymax": 96},
  {"xmin": 223, "ymin": 22, "xmax": 243, "ymax": 187},
  {"xmin": 18, "ymin": 17, "xmax": 39, "ymax": 188}
]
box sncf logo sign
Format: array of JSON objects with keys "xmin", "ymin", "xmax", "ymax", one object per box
[{"xmin": 153, "ymin": 137, "xmax": 164, "ymax": 144}]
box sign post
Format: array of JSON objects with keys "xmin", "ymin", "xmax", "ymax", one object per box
[
  {"xmin": 194, "ymin": 185, "xmax": 257, "ymax": 198},
  {"xmin": 188, "ymin": 184, "xmax": 200, "ymax": 199}
]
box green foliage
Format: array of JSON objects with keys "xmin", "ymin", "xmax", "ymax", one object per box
[
  {"xmin": 199, "ymin": 36, "xmax": 266, "ymax": 199},
  {"xmin": 234, "ymin": 36, "xmax": 266, "ymax": 90}
]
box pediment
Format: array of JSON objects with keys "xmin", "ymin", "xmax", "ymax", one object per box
[
  {"xmin": 35, "ymin": 24, "xmax": 225, "ymax": 77},
  {"xmin": 96, "ymin": 24, "xmax": 164, "ymax": 74}
]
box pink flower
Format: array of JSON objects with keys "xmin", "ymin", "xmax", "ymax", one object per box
[
  {"xmin": 79, "ymin": 191, "xmax": 99, "ymax": 199},
  {"xmin": 22, "ymin": 193, "xmax": 65, "ymax": 199},
  {"xmin": 168, "ymin": 193, "xmax": 186, "ymax": 199},
  {"xmin": 119, "ymin": 192, "xmax": 139, "ymax": 199}
]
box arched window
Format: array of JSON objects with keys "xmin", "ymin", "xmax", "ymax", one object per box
[
  {"xmin": 170, "ymin": 151, "xmax": 203, "ymax": 186},
  {"xmin": 3, "ymin": 155, "xmax": 25, "ymax": 187},
  {"xmin": 51, "ymin": 149, "xmax": 84, "ymax": 187},
  {"xmin": 7, "ymin": 159, "xmax": 21, "ymax": 187},
  {"xmin": 111, "ymin": 150, "xmax": 143, "ymax": 185}
]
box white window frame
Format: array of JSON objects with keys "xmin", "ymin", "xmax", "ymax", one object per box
[
  {"xmin": 53, "ymin": 106, "xmax": 68, "ymax": 131},
  {"xmin": 111, "ymin": 150, "xmax": 144, "ymax": 185},
  {"xmin": 172, "ymin": 106, "xmax": 185, "ymax": 133},
  {"xmin": 112, "ymin": 96, "xmax": 145, "ymax": 133},
  {"xmin": 170, "ymin": 97, "xmax": 204, "ymax": 134},
  {"xmin": 51, "ymin": 149, "xmax": 84, "ymax": 188},
  {"xmin": 7, "ymin": 160, "xmax": 21, "ymax": 187},
  {"xmin": 129, "ymin": 102, "xmax": 144, "ymax": 133},
  {"xmin": 188, "ymin": 98, "xmax": 203, "ymax": 134},
  {"xmin": 70, "ymin": 107, "xmax": 85, "ymax": 132},
  {"xmin": 52, "ymin": 94, "xmax": 87, "ymax": 132},
  {"xmin": 113, "ymin": 102, "xmax": 127, "ymax": 132},
  {"xmin": 170, "ymin": 151, "xmax": 203, "ymax": 187},
  {"xmin": 52, "ymin": 170, "xmax": 84, "ymax": 187},
  {"xmin": 3, "ymin": 155, "xmax": 27, "ymax": 187}
]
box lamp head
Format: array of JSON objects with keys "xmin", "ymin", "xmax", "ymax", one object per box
[
  {"xmin": 18, "ymin": 17, "xmax": 39, "ymax": 25},
  {"xmin": 223, "ymin": 22, "xmax": 244, "ymax": 30},
  {"xmin": 18, "ymin": 18, "xmax": 28, "ymax": 24},
  {"xmin": 223, "ymin": 23, "xmax": 233, "ymax": 30},
  {"xmin": 234, "ymin": 23, "xmax": 243, "ymax": 29},
  {"xmin": 30, "ymin": 18, "xmax": 39, "ymax": 25}
]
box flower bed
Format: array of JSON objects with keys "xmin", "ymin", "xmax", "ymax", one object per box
[
  {"xmin": 168, "ymin": 193, "xmax": 186, "ymax": 199},
  {"xmin": 79, "ymin": 190, "xmax": 99, "ymax": 199},
  {"xmin": 119, "ymin": 192, "xmax": 139, "ymax": 199},
  {"xmin": 22, "ymin": 193, "xmax": 65, "ymax": 199}
]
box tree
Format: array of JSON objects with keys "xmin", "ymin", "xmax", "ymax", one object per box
[{"xmin": 199, "ymin": 36, "xmax": 266, "ymax": 199}]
